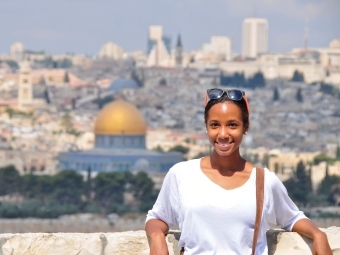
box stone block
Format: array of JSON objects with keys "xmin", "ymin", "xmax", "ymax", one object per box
[{"xmin": 0, "ymin": 227, "xmax": 339, "ymax": 255}]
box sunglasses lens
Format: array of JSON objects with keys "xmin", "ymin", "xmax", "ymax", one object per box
[
  {"xmin": 227, "ymin": 90, "xmax": 243, "ymax": 101},
  {"xmin": 208, "ymin": 89, "xmax": 224, "ymax": 99}
]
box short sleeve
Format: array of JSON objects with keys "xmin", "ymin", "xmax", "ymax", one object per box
[
  {"xmin": 266, "ymin": 171, "xmax": 308, "ymax": 231},
  {"xmin": 145, "ymin": 167, "xmax": 179, "ymax": 227}
]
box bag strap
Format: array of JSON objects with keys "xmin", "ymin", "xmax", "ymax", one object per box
[{"xmin": 252, "ymin": 167, "xmax": 265, "ymax": 255}]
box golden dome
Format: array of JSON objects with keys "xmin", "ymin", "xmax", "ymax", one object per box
[{"xmin": 94, "ymin": 99, "xmax": 146, "ymax": 135}]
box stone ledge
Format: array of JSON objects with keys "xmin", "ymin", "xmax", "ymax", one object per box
[{"xmin": 0, "ymin": 227, "xmax": 339, "ymax": 255}]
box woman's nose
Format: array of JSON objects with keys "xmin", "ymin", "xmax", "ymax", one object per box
[{"xmin": 219, "ymin": 127, "xmax": 228, "ymax": 139}]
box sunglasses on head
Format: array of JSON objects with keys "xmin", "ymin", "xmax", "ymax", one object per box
[
  {"xmin": 207, "ymin": 88, "xmax": 245, "ymax": 102},
  {"xmin": 204, "ymin": 88, "xmax": 250, "ymax": 115}
]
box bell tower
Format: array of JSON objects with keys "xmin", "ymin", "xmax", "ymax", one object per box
[
  {"xmin": 18, "ymin": 60, "xmax": 33, "ymax": 110},
  {"xmin": 175, "ymin": 34, "xmax": 183, "ymax": 68}
]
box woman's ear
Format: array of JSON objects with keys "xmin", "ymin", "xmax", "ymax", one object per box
[{"xmin": 244, "ymin": 125, "xmax": 249, "ymax": 135}]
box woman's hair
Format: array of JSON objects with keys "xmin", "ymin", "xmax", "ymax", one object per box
[{"xmin": 204, "ymin": 94, "xmax": 249, "ymax": 129}]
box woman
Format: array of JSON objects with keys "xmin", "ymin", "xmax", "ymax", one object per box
[{"xmin": 145, "ymin": 88, "xmax": 332, "ymax": 255}]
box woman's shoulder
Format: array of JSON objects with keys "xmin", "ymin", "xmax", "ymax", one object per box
[
  {"xmin": 262, "ymin": 167, "xmax": 284, "ymax": 188},
  {"xmin": 169, "ymin": 158, "xmax": 201, "ymax": 176}
]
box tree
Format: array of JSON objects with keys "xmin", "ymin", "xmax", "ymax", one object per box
[
  {"xmin": 317, "ymin": 170, "xmax": 340, "ymax": 205},
  {"xmin": 131, "ymin": 69, "xmax": 144, "ymax": 87},
  {"xmin": 93, "ymin": 172, "xmax": 126, "ymax": 213},
  {"xmin": 313, "ymin": 153, "xmax": 334, "ymax": 165},
  {"xmin": 336, "ymin": 146, "xmax": 340, "ymax": 159},
  {"xmin": 296, "ymin": 88, "xmax": 303, "ymax": 102},
  {"xmin": 273, "ymin": 87, "xmax": 280, "ymax": 101},
  {"xmin": 232, "ymin": 72, "xmax": 246, "ymax": 87},
  {"xmin": 247, "ymin": 71, "xmax": 266, "ymax": 88},
  {"xmin": 283, "ymin": 160, "xmax": 312, "ymax": 206},
  {"xmin": 51, "ymin": 170, "xmax": 84, "ymax": 206},
  {"xmin": 153, "ymin": 145, "xmax": 164, "ymax": 152},
  {"xmin": 64, "ymin": 72, "xmax": 70, "ymax": 83},
  {"xmin": 0, "ymin": 165, "xmax": 21, "ymax": 196},
  {"xmin": 61, "ymin": 111, "xmax": 74, "ymax": 132},
  {"xmin": 291, "ymin": 70, "xmax": 304, "ymax": 82},
  {"xmin": 131, "ymin": 172, "xmax": 156, "ymax": 212},
  {"xmin": 159, "ymin": 78, "xmax": 167, "ymax": 85},
  {"xmin": 39, "ymin": 76, "xmax": 46, "ymax": 85},
  {"xmin": 168, "ymin": 145, "xmax": 189, "ymax": 154}
]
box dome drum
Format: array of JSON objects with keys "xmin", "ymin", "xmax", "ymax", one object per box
[{"xmin": 95, "ymin": 134, "xmax": 146, "ymax": 149}]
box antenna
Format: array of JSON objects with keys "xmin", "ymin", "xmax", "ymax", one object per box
[
  {"xmin": 304, "ymin": 18, "xmax": 309, "ymax": 51},
  {"xmin": 253, "ymin": 0, "xmax": 257, "ymax": 18}
]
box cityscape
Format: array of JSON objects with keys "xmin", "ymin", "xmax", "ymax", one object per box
[{"xmin": 0, "ymin": 5, "xmax": 340, "ymax": 233}]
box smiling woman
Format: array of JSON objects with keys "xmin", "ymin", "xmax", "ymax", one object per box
[{"xmin": 145, "ymin": 88, "xmax": 332, "ymax": 255}]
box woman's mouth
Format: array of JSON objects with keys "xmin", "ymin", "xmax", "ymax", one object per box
[{"xmin": 215, "ymin": 141, "xmax": 233, "ymax": 150}]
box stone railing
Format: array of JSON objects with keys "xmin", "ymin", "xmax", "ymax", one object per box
[{"xmin": 0, "ymin": 227, "xmax": 339, "ymax": 255}]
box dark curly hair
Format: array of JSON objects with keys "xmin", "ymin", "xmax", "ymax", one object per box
[{"xmin": 204, "ymin": 94, "xmax": 249, "ymax": 129}]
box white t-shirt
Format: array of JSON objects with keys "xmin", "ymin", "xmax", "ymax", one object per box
[{"xmin": 146, "ymin": 158, "xmax": 308, "ymax": 255}]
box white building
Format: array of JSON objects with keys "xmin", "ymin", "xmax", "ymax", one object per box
[
  {"xmin": 202, "ymin": 36, "xmax": 232, "ymax": 61},
  {"xmin": 17, "ymin": 60, "xmax": 33, "ymax": 110},
  {"xmin": 242, "ymin": 18, "xmax": 268, "ymax": 58},
  {"xmin": 147, "ymin": 26, "xmax": 172, "ymax": 67},
  {"xmin": 99, "ymin": 42, "xmax": 125, "ymax": 60},
  {"xmin": 10, "ymin": 42, "xmax": 25, "ymax": 62}
]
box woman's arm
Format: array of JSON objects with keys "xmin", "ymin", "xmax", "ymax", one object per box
[
  {"xmin": 145, "ymin": 219, "xmax": 169, "ymax": 255},
  {"xmin": 292, "ymin": 218, "xmax": 332, "ymax": 255}
]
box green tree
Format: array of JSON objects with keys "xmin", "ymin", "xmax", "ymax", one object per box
[
  {"xmin": 317, "ymin": 168, "xmax": 340, "ymax": 205},
  {"xmin": 296, "ymin": 88, "xmax": 303, "ymax": 102},
  {"xmin": 247, "ymin": 71, "xmax": 266, "ymax": 88},
  {"xmin": 292, "ymin": 70, "xmax": 304, "ymax": 82},
  {"xmin": 93, "ymin": 172, "xmax": 126, "ymax": 213},
  {"xmin": 61, "ymin": 111, "xmax": 74, "ymax": 132},
  {"xmin": 232, "ymin": 72, "xmax": 246, "ymax": 87},
  {"xmin": 131, "ymin": 172, "xmax": 157, "ymax": 212},
  {"xmin": 130, "ymin": 69, "xmax": 144, "ymax": 87},
  {"xmin": 313, "ymin": 153, "xmax": 335, "ymax": 165},
  {"xmin": 39, "ymin": 76, "xmax": 46, "ymax": 85},
  {"xmin": 159, "ymin": 78, "xmax": 167, "ymax": 85},
  {"xmin": 51, "ymin": 170, "xmax": 84, "ymax": 206},
  {"xmin": 0, "ymin": 165, "xmax": 21, "ymax": 196},
  {"xmin": 283, "ymin": 160, "xmax": 312, "ymax": 206},
  {"xmin": 153, "ymin": 145, "xmax": 164, "ymax": 152},
  {"xmin": 273, "ymin": 87, "xmax": 280, "ymax": 101},
  {"xmin": 64, "ymin": 72, "xmax": 70, "ymax": 83},
  {"xmin": 336, "ymin": 146, "xmax": 340, "ymax": 159},
  {"xmin": 169, "ymin": 145, "xmax": 189, "ymax": 154},
  {"xmin": 21, "ymin": 174, "xmax": 54, "ymax": 202},
  {"xmin": 274, "ymin": 163, "xmax": 279, "ymax": 174}
]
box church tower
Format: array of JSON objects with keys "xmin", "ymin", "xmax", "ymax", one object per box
[
  {"xmin": 18, "ymin": 60, "xmax": 33, "ymax": 110},
  {"xmin": 175, "ymin": 34, "xmax": 183, "ymax": 68}
]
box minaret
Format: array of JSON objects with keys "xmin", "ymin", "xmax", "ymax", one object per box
[
  {"xmin": 175, "ymin": 34, "xmax": 183, "ymax": 68},
  {"xmin": 18, "ymin": 60, "xmax": 33, "ymax": 110}
]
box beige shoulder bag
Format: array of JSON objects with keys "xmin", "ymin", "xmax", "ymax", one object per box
[{"xmin": 180, "ymin": 167, "xmax": 265, "ymax": 255}]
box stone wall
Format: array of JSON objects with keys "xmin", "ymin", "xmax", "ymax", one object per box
[{"xmin": 0, "ymin": 227, "xmax": 339, "ymax": 255}]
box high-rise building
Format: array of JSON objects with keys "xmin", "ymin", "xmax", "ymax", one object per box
[
  {"xmin": 10, "ymin": 42, "xmax": 25, "ymax": 62},
  {"xmin": 242, "ymin": 18, "xmax": 268, "ymax": 58},
  {"xmin": 99, "ymin": 42, "xmax": 125, "ymax": 60},
  {"xmin": 18, "ymin": 60, "xmax": 33, "ymax": 110},
  {"xmin": 147, "ymin": 25, "xmax": 171, "ymax": 67}
]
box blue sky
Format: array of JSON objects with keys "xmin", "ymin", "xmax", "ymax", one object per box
[{"xmin": 1, "ymin": 0, "xmax": 339, "ymax": 55}]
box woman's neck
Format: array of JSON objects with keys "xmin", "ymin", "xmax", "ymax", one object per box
[{"xmin": 209, "ymin": 149, "xmax": 246, "ymax": 173}]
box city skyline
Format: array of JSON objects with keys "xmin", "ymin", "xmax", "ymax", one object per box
[{"xmin": 0, "ymin": 0, "xmax": 339, "ymax": 55}]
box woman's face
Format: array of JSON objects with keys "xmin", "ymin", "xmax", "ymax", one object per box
[{"xmin": 206, "ymin": 101, "xmax": 247, "ymax": 157}]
